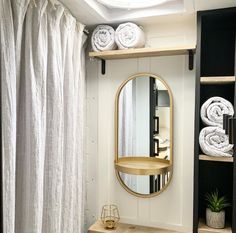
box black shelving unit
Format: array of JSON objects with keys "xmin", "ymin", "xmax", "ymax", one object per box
[
  {"xmin": 193, "ymin": 7, "xmax": 236, "ymax": 233},
  {"xmin": 0, "ymin": 47, "xmax": 3, "ymax": 233},
  {"xmin": 233, "ymin": 37, "xmax": 236, "ymax": 233}
]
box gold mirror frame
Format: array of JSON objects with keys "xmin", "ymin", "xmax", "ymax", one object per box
[{"xmin": 114, "ymin": 73, "xmax": 173, "ymax": 198}]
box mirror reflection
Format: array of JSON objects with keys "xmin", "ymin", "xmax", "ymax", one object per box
[{"xmin": 117, "ymin": 75, "xmax": 172, "ymax": 197}]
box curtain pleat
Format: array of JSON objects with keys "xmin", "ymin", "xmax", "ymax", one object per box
[
  {"xmin": 16, "ymin": 1, "xmax": 48, "ymax": 232},
  {"xmin": 11, "ymin": 0, "xmax": 30, "ymax": 95},
  {"xmin": 0, "ymin": 1, "xmax": 17, "ymax": 232},
  {"xmin": 73, "ymin": 23, "xmax": 85, "ymax": 233},
  {"xmin": 60, "ymin": 12, "xmax": 77, "ymax": 233},
  {"xmin": 41, "ymin": 4, "xmax": 64, "ymax": 233},
  {"xmin": 0, "ymin": 0, "xmax": 86, "ymax": 233}
]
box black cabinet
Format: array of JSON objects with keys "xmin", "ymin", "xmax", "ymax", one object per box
[{"xmin": 193, "ymin": 7, "xmax": 236, "ymax": 233}]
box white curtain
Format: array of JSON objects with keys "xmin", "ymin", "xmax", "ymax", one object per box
[{"xmin": 0, "ymin": 0, "xmax": 86, "ymax": 233}]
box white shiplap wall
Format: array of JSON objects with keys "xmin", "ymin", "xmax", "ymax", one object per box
[{"xmin": 85, "ymin": 14, "xmax": 196, "ymax": 233}]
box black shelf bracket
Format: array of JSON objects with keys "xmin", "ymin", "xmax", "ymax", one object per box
[
  {"xmin": 188, "ymin": 49, "xmax": 194, "ymax": 70},
  {"xmin": 101, "ymin": 59, "xmax": 106, "ymax": 75}
]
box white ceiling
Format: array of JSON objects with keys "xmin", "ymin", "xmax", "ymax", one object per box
[
  {"xmin": 96, "ymin": 0, "xmax": 173, "ymax": 9},
  {"xmin": 60, "ymin": 0, "xmax": 236, "ymax": 25}
]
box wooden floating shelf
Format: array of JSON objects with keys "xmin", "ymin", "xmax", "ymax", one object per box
[
  {"xmin": 89, "ymin": 45, "xmax": 196, "ymax": 60},
  {"xmin": 199, "ymin": 154, "xmax": 234, "ymax": 163},
  {"xmin": 200, "ymin": 76, "xmax": 235, "ymax": 84},
  {"xmin": 115, "ymin": 157, "xmax": 172, "ymax": 176},
  {"xmin": 198, "ymin": 219, "xmax": 232, "ymax": 233}
]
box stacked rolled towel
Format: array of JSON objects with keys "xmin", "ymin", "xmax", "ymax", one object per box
[
  {"xmin": 115, "ymin": 22, "xmax": 145, "ymax": 50},
  {"xmin": 199, "ymin": 127, "xmax": 233, "ymax": 157},
  {"xmin": 199, "ymin": 96, "xmax": 234, "ymax": 157},
  {"xmin": 91, "ymin": 25, "xmax": 117, "ymax": 52},
  {"xmin": 200, "ymin": 96, "xmax": 234, "ymax": 127}
]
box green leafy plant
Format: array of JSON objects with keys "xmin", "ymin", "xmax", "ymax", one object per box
[{"xmin": 205, "ymin": 189, "xmax": 230, "ymax": 212}]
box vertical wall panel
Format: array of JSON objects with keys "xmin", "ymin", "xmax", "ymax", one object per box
[{"xmin": 85, "ymin": 15, "xmax": 196, "ymax": 233}]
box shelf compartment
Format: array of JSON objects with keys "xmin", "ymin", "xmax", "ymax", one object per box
[
  {"xmin": 115, "ymin": 157, "xmax": 172, "ymax": 175},
  {"xmin": 200, "ymin": 76, "xmax": 235, "ymax": 84},
  {"xmin": 198, "ymin": 219, "xmax": 232, "ymax": 233},
  {"xmin": 199, "ymin": 154, "xmax": 234, "ymax": 163},
  {"xmin": 89, "ymin": 45, "xmax": 196, "ymax": 60}
]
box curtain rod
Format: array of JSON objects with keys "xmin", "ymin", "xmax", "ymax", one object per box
[{"xmin": 83, "ymin": 29, "xmax": 89, "ymax": 36}]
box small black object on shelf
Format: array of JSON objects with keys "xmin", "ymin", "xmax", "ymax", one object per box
[
  {"xmin": 223, "ymin": 114, "xmax": 236, "ymax": 145},
  {"xmin": 228, "ymin": 117, "xmax": 236, "ymax": 145},
  {"xmin": 153, "ymin": 116, "xmax": 159, "ymax": 134},
  {"xmin": 154, "ymin": 138, "xmax": 159, "ymax": 155},
  {"xmin": 223, "ymin": 114, "xmax": 233, "ymax": 134}
]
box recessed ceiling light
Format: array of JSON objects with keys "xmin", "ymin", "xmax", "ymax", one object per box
[{"xmin": 96, "ymin": 0, "xmax": 170, "ymax": 9}]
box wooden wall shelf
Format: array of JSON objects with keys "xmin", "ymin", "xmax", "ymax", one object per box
[
  {"xmin": 200, "ymin": 76, "xmax": 235, "ymax": 84},
  {"xmin": 89, "ymin": 45, "xmax": 196, "ymax": 74},
  {"xmin": 199, "ymin": 154, "xmax": 234, "ymax": 163},
  {"xmin": 115, "ymin": 157, "xmax": 172, "ymax": 176},
  {"xmin": 198, "ymin": 219, "xmax": 232, "ymax": 233},
  {"xmin": 89, "ymin": 45, "xmax": 196, "ymax": 60}
]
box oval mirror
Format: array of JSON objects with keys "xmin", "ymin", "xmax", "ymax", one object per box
[{"xmin": 115, "ymin": 73, "xmax": 173, "ymax": 197}]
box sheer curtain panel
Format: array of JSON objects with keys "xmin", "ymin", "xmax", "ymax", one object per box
[{"xmin": 0, "ymin": 1, "xmax": 86, "ymax": 233}]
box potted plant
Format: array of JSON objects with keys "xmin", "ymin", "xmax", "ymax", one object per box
[{"xmin": 205, "ymin": 190, "xmax": 230, "ymax": 229}]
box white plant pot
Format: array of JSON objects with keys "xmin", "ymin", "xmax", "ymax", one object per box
[{"xmin": 206, "ymin": 208, "xmax": 225, "ymax": 229}]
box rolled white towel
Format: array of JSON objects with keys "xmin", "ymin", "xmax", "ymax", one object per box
[
  {"xmin": 199, "ymin": 126, "xmax": 233, "ymax": 157},
  {"xmin": 201, "ymin": 97, "xmax": 234, "ymax": 127},
  {"xmin": 91, "ymin": 25, "xmax": 117, "ymax": 52},
  {"xmin": 115, "ymin": 22, "xmax": 145, "ymax": 50}
]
